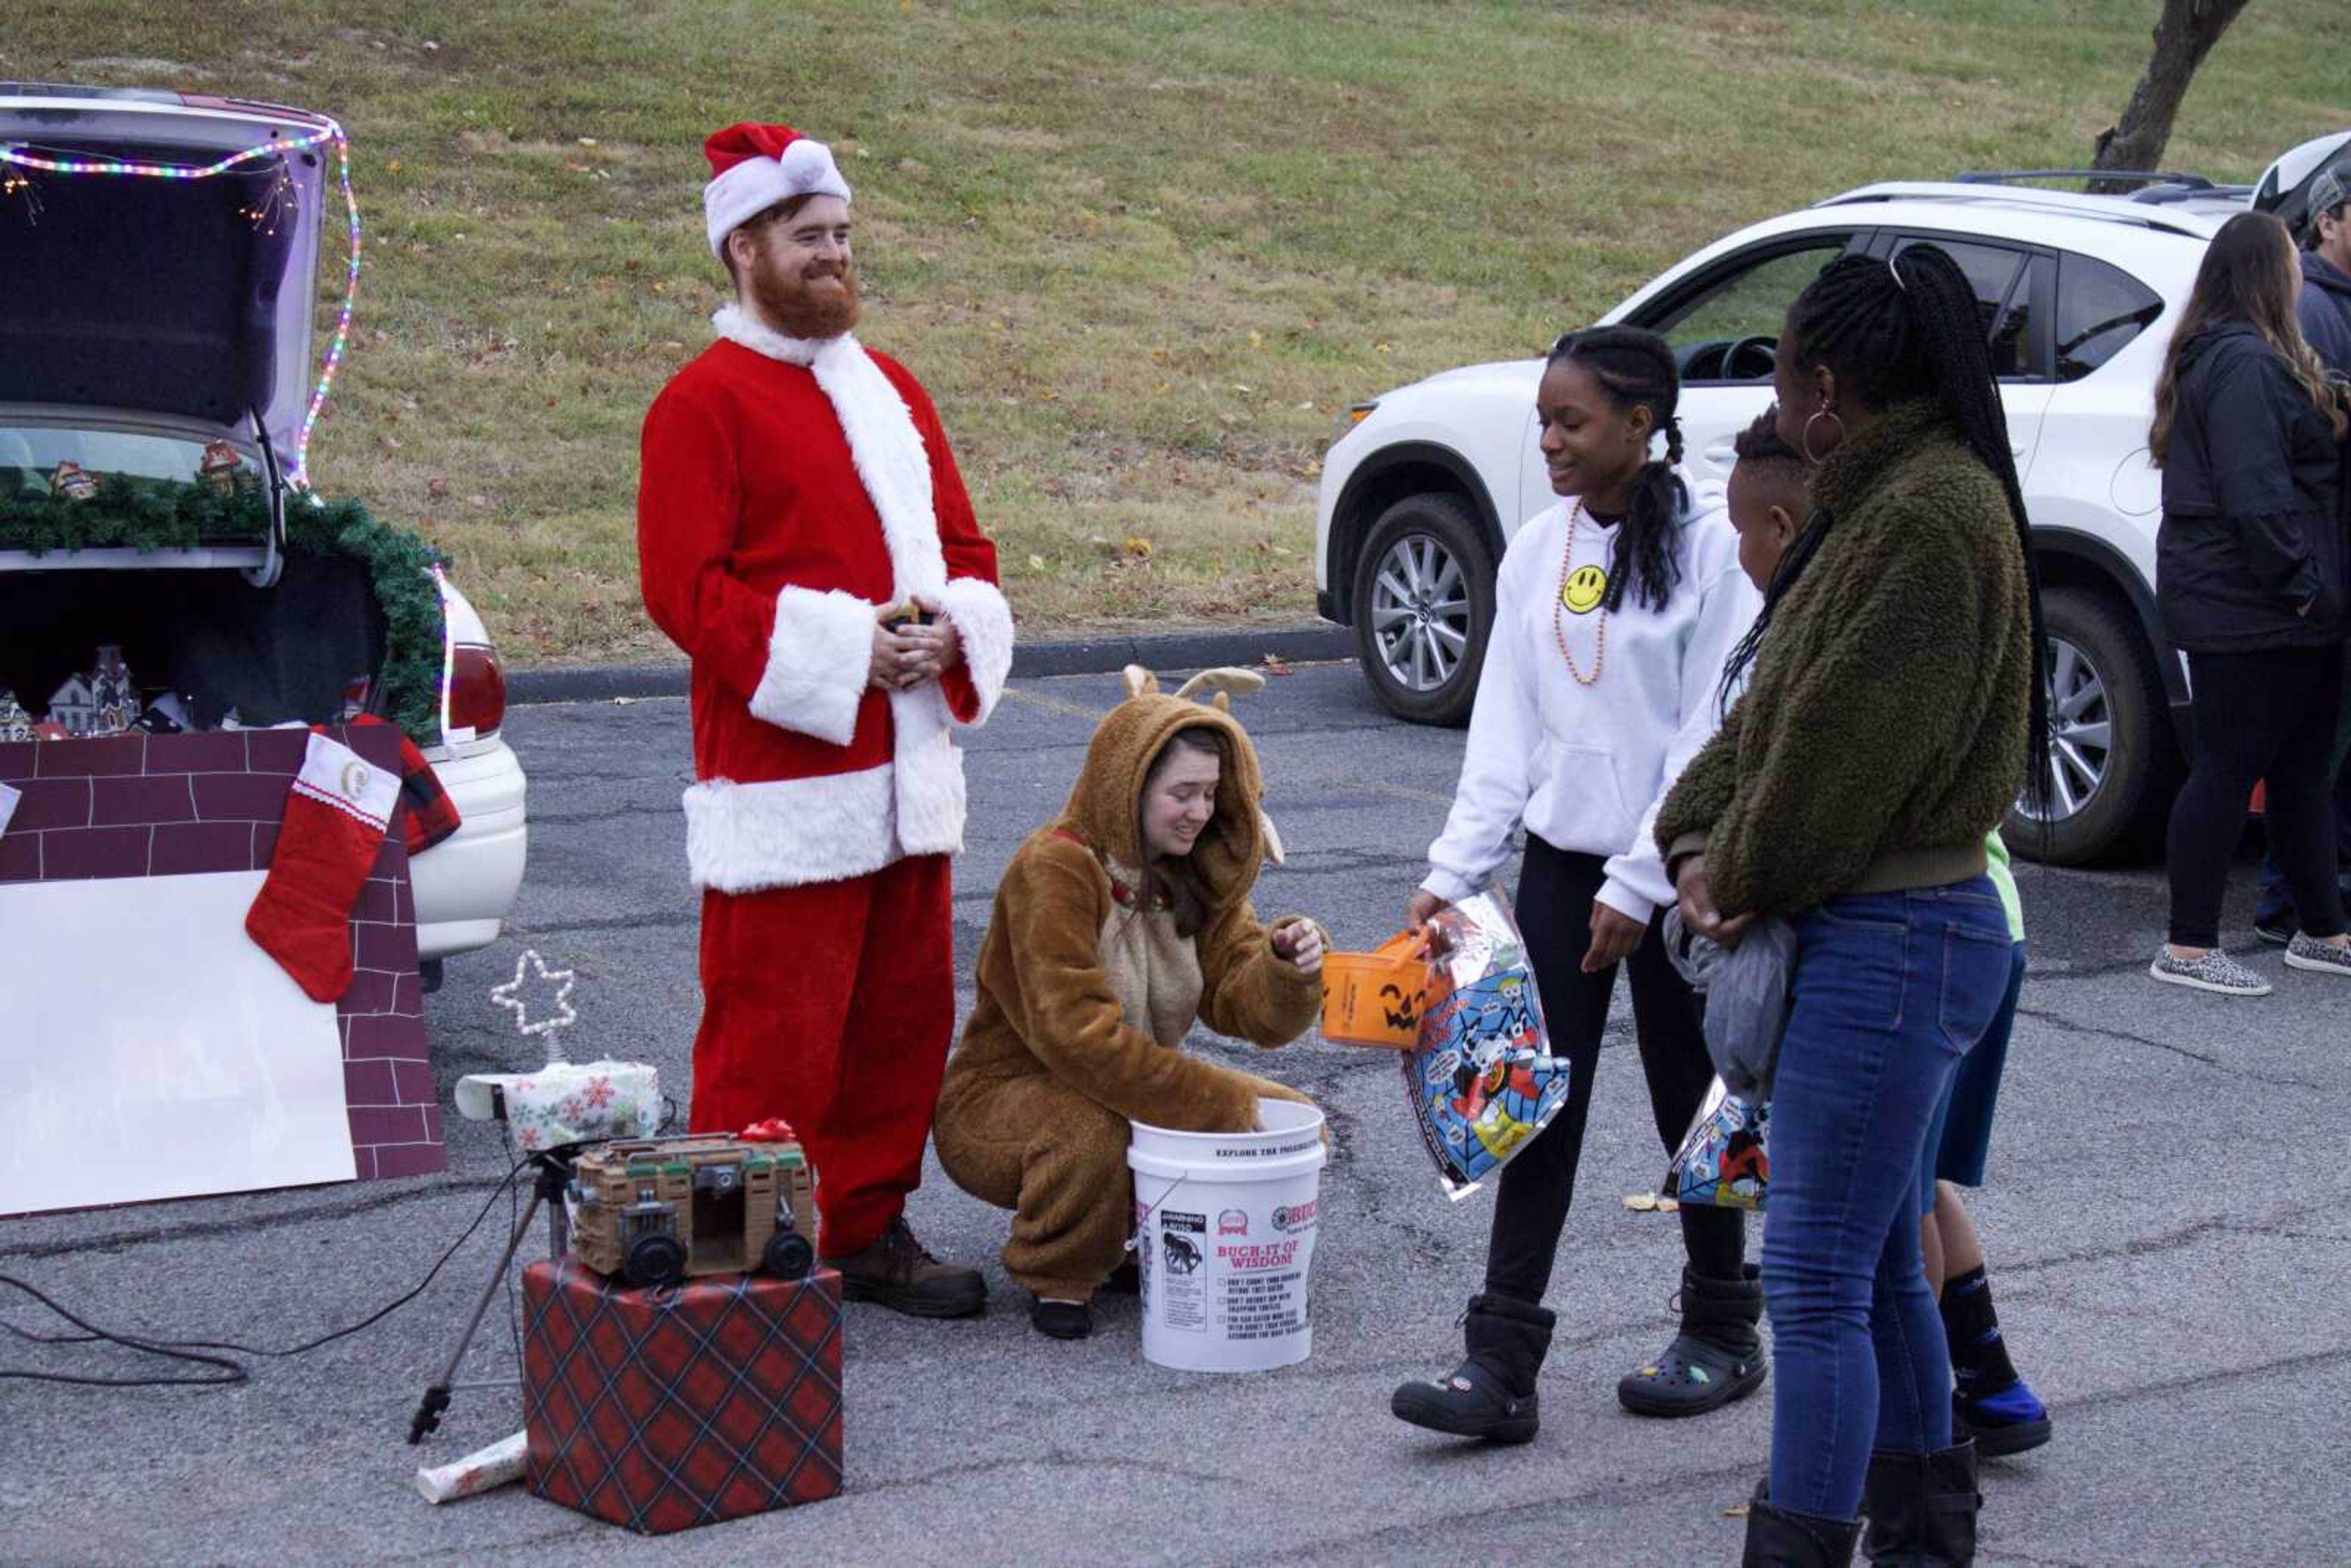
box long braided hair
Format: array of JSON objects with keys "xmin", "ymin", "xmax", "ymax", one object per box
[
  {"xmin": 1730, "ymin": 247, "xmax": 2053, "ymax": 813},
  {"xmin": 1548, "ymin": 326, "xmax": 1688, "ymax": 612}
]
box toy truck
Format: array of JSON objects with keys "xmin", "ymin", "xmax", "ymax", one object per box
[{"xmin": 565, "ymin": 1134, "xmax": 816, "ymax": 1289}]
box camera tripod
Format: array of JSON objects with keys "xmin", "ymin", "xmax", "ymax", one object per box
[{"xmin": 406, "ymin": 1147, "xmax": 577, "ymax": 1446}]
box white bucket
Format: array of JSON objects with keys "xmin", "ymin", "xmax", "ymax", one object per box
[{"xmin": 1128, "ymin": 1097, "xmax": 1326, "ymax": 1373}]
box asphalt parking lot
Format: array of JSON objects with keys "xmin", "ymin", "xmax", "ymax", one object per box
[{"xmin": 4, "ymin": 659, "xmax": 2346, "ymax": 1566}]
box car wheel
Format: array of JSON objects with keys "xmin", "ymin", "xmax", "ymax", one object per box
[
  {"xmin": 1350, "ymin": 493, "xmax": 1496, "ymax": 728},
  {"xmin": 2006, "ymin": 585, "xmax": 2177, "ymax": 865}
]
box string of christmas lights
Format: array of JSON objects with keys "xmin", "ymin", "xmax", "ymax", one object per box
[{"xmin": 0, "ymin": 121, "xmax": 362, "ymax": 490}]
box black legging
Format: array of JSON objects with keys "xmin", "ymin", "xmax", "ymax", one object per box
[
  {"xmin": 1482, "ymin": 835, "xmax": 1744, "ymax": 1302},
  {"xmin": 2167, "ymin": 645, "xmax": 2350, "ymax": 948}
]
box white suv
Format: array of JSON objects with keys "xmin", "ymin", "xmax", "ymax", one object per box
[{"xmin": 1316, "ymin": 151, "xmax": 2342, "ymax": 864}]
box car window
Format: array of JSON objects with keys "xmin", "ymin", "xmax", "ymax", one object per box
[
  {"xmin": 1641, "ymin": 238, "xmax": 1854, "ymax": 384},
  {"xmin": 0, "ymin": 427, "xmax": 252, "ymax": 499},
  {"xmin": 2055, "ymin": 254, "xmax": 2165, "ymax": 382},
  {"xmin": 1891, "ymin": 236, "xmax": 2046, "ymax": 380}
]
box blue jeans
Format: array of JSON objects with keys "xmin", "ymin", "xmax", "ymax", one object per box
[{"xmin": 1764, "ymin": 879, "xmax": 2014, "ymax": 1521}]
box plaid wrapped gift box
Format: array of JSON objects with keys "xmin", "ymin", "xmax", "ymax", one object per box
[{"xmin": 520, "ymin": 1258, "xmax": 843, "ymax": 1533}]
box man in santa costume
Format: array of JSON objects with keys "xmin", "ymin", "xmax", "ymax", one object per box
[{"xmin": 637, "ymin": 121, "xmax": 1014, "ymax": 1318}]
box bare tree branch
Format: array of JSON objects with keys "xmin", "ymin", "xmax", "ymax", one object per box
[{"xmin": 2090, "ymin": 0, "xmax": 2253, "ymax": 192}]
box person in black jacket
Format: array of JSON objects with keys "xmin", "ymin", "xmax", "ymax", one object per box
[
  {"xmin": 2149, "ymin": 212, "xmax": 2351, "ymax": 996},
  {"xmin": 2253, "ymin": 165, "xmax": 2351, "ymax": 943},
  {"xmin": 2297, "ymin": 166, "xmax": 2351, "ymax": 368}
]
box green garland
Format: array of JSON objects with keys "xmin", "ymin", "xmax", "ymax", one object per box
[{"xmin": 0, "ymin": 484, "xmax": 448, "ymax": 745}]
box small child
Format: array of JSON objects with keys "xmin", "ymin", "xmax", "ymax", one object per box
[{"xmin": 1725, "ymin": 414, "xmax": 2051, "ymax": 1457}]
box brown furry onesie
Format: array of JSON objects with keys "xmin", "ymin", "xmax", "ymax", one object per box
[{"xmin": 934, "ymin": 668, "xmax": 1322, "ymax": 1303}]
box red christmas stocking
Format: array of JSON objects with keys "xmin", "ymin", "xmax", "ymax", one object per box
[{"xmin": 246, "ymin": 732, "xmax": 399, "ymax": 1002}]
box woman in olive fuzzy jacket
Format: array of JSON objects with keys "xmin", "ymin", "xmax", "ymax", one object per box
[{"xmin": 1656, "ymin": 246, "xmax": 2042, "ymax": 1567}]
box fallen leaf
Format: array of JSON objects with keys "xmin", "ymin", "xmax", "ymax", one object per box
[
  {"xmin": 1027, "ymin": 553, "xmax": 1047, "ymax": 571},
  {"xmin": 1123, "ymin": 536, "xmax": 1153, "ymax": 560},
  {"xmin": 1374, "ymin": 341, "xmax": 1392, "ymax": 354},
  {"xmin": 1247, "ymin": 330, "xmax": 1264, "ymax": 348},
  {"xmin": 1622, "ymin": 1191, "xmax": 1659, "ymax": 1212},
  {"xmin": 386, "ymin": 158, "xmax": 403, "ymax": 174},
  {"xmin": 377, "ymin": 433, "xmax": 401, "ymax": 452}
]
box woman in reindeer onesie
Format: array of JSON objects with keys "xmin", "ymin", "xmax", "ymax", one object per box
[{"xmin": 934, "ymin": 667, "xmax": 1327, "ymax": 1340}]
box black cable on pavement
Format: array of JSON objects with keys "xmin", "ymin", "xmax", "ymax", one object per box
[{"xmin": 0, "ymin": 1152, "xmax": 530, "ymax": 1387}]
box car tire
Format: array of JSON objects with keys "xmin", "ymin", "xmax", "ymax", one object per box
[
  {"xmin": 2006, "ymin": 585, "xmax": 2178, "ymax": 866},
  {"xmin": 1350, "ymin": 493, "xmax": 1497, "ymax": 728}
]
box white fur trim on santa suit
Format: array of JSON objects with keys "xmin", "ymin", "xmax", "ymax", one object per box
[
  {"xmin": 681, "ymin": 743, "xmax": 967, "ymax": 893},
  {"xmin": 934, "ymin": 575, "xmax": 1014, "ymax": 727},
  {"xmin": 704, "ymin": 137, "xmax": 852, "ymax": 258},
  {"xmin": 748, "ymin": 586, "xmax": 873, "ymax": 746}
]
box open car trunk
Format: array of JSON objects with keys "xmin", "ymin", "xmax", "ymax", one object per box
[{"xmin": 0, "ymin": 550, "xmax": 388, "ymax": 731}]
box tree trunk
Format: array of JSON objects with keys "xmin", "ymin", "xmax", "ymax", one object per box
[{"xmin": 2088, "ymin": 0, "xmax": 2253, "ymax": 193}]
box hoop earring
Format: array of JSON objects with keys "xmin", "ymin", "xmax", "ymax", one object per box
[{"xmin": 1800, "ymin": 408, "xmax": 1847, "ymax": 465}]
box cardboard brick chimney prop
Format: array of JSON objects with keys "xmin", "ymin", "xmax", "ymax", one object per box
[{"xmin": 0, "ymin": 724, "xmax": 444, "ymax": 1189}]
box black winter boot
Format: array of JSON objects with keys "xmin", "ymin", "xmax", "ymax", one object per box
[
  {"xmin": 1390, "ymin": 1292, "xmax": 1553, "ymax": 1444},
  {"xmin": 1860, "ymin": 1441, "xmax": 1981, "ymax": 1566},
  {"xmin": 1619, "ymin": 1263, "xmax": 1769, "ymax": 1417},
  {"xmin": 1743, "ymin": 1488, "xmax": 1861, "ymax": 1567}
]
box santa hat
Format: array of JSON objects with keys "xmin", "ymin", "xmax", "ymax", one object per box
[{"xmin": 702, "ymin": 122, "xmax": 852, "ymax": 259}]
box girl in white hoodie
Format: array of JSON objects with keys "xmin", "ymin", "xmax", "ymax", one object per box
[{"xmin": 1390, "ymin": 326, "xmax": 1762, "ymax": 1444}]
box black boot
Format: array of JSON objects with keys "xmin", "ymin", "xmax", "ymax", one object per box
[
  {"xmin": 1744, "ymin": 1490, "xmax": 1861, "ymax": 1567},
  {"xmin": 1390, "ymin": 1292, "xmax": 1553, "ymax": 1444},
  {"xmin": 1941, "ymin": 1266, "xmax": 2050, "ymax": 1458},
  {"xmin": 1619, "ymin": 1263, "xmax": 1768, "ymax": 1417},
  {"xmin": 1860, "ymin": 1441, "xmax": 1980, "ymax": 1566}
]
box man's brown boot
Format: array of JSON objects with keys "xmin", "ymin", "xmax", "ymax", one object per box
[{"xmin": 821, "ymin": 1216, "xmax": 986, "ymax": 1318}]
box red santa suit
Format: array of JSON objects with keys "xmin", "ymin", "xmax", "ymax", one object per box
[{"xmin": 637, "ymin": 301, "xmax": 1013, "ymax": 1258}]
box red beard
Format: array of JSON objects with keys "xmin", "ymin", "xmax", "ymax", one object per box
[{"xmin": 748, "ymin": 255, "xmax": 863, "ymax": 339}]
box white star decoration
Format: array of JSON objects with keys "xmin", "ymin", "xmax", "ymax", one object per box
[{"xmin": 489, "ymin": 948, "xmax": 578, "ymax": 1054}]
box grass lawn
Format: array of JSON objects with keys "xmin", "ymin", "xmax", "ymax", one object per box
[{"xmin": 9, "ymin": 2, "xmax": 2346, "ymax": 663}]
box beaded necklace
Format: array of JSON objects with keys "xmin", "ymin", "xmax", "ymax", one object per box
[{"xmin": 1551, "ymin": 499, "xmax": 1612, "ymax": 686}]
